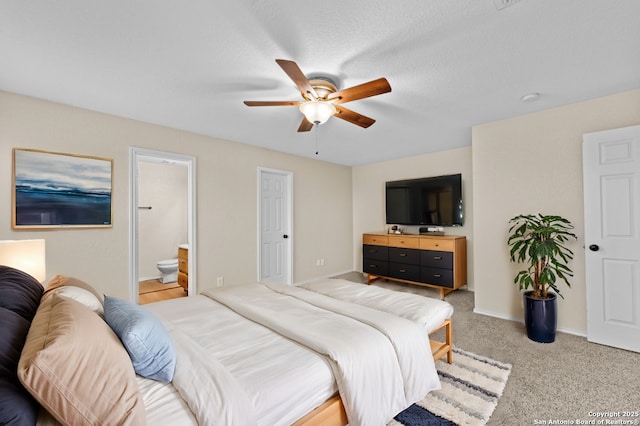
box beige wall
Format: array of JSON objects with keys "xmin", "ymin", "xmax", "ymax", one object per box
[
  {"xmin": 472, "ymin": 88, "xmax": 640, "ymax": 335},
  {"xmin": 352, "ymin": 146, "xmax": 474, "ymax": 289},
  {"xmin": 0, "ymin": 91, "xmax": 353, "ymax": 298}
]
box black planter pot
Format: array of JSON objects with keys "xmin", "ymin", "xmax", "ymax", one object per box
[{"xmin": 523, "ymin": 291, "xmax": 557, "ymax": 343}]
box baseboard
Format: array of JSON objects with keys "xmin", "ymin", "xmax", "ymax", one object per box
[
  {"xmin": 555, "ymin": 326, "xmax": 586, "ymax": 337},
  {"xmin": 294, "ymin": 269, "xmax": 358, "ymax": 287},
  {"xmin": 472, "ymin": 308, "xmax": 520, "ymax": 323},
  {"xmin": 472, "ymin": 307, "xmax": 586, "ymax": 337}
]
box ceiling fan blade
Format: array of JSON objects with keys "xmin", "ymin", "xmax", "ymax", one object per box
[
  {"xmin": 244, "ymin": 100, "xmax": 302, "ymax": 106},
  {"xmin": 334, "ymin": 105, "xmax": 376, "ymax": 128},
  {"xmin": 297, "ymin": 117, "xmax": 314, "ymax": 132},
  {"xmin": 275, "ymin": 59, "xmax": 318, "ymax": 100},
  {"xmin": 327, "ymin": 78, "xmax": 391, "ymax": 104}
]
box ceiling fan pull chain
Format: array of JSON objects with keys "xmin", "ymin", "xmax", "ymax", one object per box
[{"xmin": 315, "ymin": 123, "xmax": 319, "ymax": 155}]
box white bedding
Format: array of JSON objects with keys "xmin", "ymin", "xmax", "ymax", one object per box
[
  {"xmin": 146, "ymin": 293, "xmax": 337, "ymax": 426},
  {"xmin": 299, "ymin": 278, "xmax": 454, "ymax": 332},
  {"xmin": 205, "ymin": 282, "xmax": 440, "ymax": 425},
  {"xmin": 137, "ymin": 375, "xmax": 198, "ymax": 425},
  {"xmin": 36, "ymin": 281, "xmax": 443, "ymax": 425}
]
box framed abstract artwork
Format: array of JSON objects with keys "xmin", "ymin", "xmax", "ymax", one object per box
[{"xmin": 12, "ymin": 148, "xmax": 113, "ymax": 229}]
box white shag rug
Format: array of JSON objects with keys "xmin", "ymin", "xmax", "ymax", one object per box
[{"xmin": 389, "ymin": 347, "xmax": 512, "ymax": 426}]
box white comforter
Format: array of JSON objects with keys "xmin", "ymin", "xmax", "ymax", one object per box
[
  {"xmin": 169, "ymin": 329, "xmax": 258, "ymax": 425},
  {"xmin": 203, "ymin": 282, "xmax": 440, "ymax": 425},
  {"xmin": 300, "ymin": 278, "xmax": 454, "ymax": 332},
  {"xmin": 147, "ymin": 293, "xmax": 337, "ymax": 426}
]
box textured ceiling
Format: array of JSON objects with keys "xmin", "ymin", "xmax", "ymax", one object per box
[{"xmin": 1, "ymin": 0, "xmax": 639, "ymax": 166}]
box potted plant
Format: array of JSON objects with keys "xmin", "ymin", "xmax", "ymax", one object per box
[{"xmin": 507, "ymin": 214, "xmax": 578, "ymax": 343}]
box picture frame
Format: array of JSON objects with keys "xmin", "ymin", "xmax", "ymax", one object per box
[{"xmin": 12, "ymin": 148, "xmax": 113, "ymax": 229}]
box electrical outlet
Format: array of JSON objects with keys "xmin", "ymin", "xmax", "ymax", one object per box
[{"xmin": 216, "ymin": 277, "xmax": 224, "ymax": 287}]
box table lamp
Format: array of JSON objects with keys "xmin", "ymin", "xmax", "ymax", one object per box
[{"xmin": 0, "ymin": 239, "xmax": 46, "ymax": 282}]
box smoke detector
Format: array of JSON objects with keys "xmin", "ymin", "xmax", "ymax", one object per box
[{"xmin": 494, "ymin": 0, "xmax": 523, "ymax": 10}]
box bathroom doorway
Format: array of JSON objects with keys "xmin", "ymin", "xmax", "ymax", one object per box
[{"xmin": 129, "ymin": 147, "xmax": 196, "ymax": 304}]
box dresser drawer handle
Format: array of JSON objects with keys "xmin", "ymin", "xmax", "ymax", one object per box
[
  {"xmin": 433, "ymin": 274, "xmax": 442, "ymax": 278},
  {"xmin": 433, "ymin": 256, "xmax": 442, "ymax": 260},
  {"xmin": 399, "ymin": 269, "xmax": 407, "ymax": 273},
  {"xmin": 399, "ymin": 253, "xmax": 407, "ymax": 257},
  {"xmin": 369, "ymin": 264, "xmax": 378, "ymax": 268},
  {"xmin": 368, "ymin": 249, "xmax": 377, "ymax": 253}
]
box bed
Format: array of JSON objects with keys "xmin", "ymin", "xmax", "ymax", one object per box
[
  {"xmin": 299, "ymin": 278, "xmax": 454, "ymax": 363},
  {"xmin": 0, "ymin": 267, "xmax": 454, "ymax": 426}
]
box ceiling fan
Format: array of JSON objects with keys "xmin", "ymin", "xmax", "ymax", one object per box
[{"xmin": 244, "ymin": 59, "xmax": 392, "ymax": 132}]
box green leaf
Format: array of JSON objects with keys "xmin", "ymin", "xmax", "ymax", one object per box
[{"xmin": 506, "ymin": 213, "xmax": 577, "ymax": 298}]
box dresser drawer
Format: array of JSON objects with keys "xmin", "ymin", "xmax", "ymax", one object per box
[
  {"xmin": 363, "ymin": 259, "xmax": 389, "ymax": 276},
  {"xmin": 388, "ymin": 235, "xmax": 420, "ymax": 249},
  {"xmin": 363, "ymin": 234, "xmax": 389, "ymax": 246},
  {"xmin": 421, "ymin": 267, "xmax": 454, "ymax": 288},
  {"xmin": 178, "ymin": 272, "xmax": 188, "ymax": 291},
  {"xmin": 419, "ymin": 238, "xmax": 455, "ymax": 252},
  {"xmin": 389, "ymin": 262, "xmax": 421, "ymax": 282},
  {"xmin": 178, "ymin": 258, "xmax": 188, "ymax": 274},
  {"xmin": 363, "ymin": 244, "xmax": 388, "ymax": 261},
  {"xmin": 389, "ymin": 247, "xmax": 420, "ymax": 265},
  {"xmin": 420, "ymin": 250, "xmax": 453, "ymax": 269}
]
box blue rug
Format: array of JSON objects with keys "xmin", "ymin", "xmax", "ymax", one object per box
[{"xmin": 389, "ymin": 348, "xmax": 512, "ymax": 426}]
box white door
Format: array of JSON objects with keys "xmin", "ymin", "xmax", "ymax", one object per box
[
  {"xmin": 258, "ymin": 168, "xmax": 292, "ymax": 285},
  {"xmin": 583, "ymin": 125, "xmax": 640, "ymax": 353}
]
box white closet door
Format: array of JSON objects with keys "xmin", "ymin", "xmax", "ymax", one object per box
[
  {"xmin": 258, "ymin": 168, "xmax": 293, "ymax": 285},
  {"xmin": 583, "ymin": 125, "xmax": 640, "ymax": 353}
]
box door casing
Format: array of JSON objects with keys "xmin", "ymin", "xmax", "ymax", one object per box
[{"xmin": 129, "ymin": 147, "xmax": 197, "ymax": 302}]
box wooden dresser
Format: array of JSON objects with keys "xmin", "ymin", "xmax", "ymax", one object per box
[
  {"xmin": 177, "ymin": 246, "xmax": 188, "ymax": 292},
  {"xmin": 362, "ymin": 232, "xmax": 467, "ymax": 299}
]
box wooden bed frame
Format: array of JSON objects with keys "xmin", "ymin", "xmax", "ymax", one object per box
[{"xmin": 294, "ymin": 319, "xmax": 453, "ymax": 426}]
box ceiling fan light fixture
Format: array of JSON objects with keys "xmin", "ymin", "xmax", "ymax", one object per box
[
  {"xmin": 299, "ymin": 101, "xmax": 336, "ymax": 125},
  {"xmin": 244, "ymin": 60, "xmax": 391, "ymax": 132}
]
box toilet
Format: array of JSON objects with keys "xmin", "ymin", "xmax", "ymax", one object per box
[{"xmin": 156, "ymin": 258, "xmax": 178, "ymax": 284}]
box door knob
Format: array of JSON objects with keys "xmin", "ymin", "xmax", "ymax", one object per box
[
  {"xmin": 589, "ymin": 244, "xmax": 599, "ymax": 252},
  {"xmin": 283, "ymin": 234, "xmax": 289, "ymax": 239}
]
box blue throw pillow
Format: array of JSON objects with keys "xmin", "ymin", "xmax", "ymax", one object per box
[{"xmin": 103, "ymin": 296, "xmax": 176, "ymax": 382}]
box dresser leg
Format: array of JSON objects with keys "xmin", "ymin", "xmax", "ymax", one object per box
[
  {"xmin": 439, "ymin": 287, "xmax": 454, "ymax": 300},
  {"xmin": 367, "ymin": 274, "xmax": 381, "ymax": 285}
]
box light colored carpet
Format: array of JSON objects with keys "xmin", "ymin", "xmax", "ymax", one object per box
[
  {"xmin": 390, "ymin": 347, "xmax": 512, "ymax": 426},
  {"xmin": 334, "ymin": 272, "xmax": 640, "ymax": 425}
]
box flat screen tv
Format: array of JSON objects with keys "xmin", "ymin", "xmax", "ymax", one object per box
[{"xmin": 385, "ymin": 174, "xmax": 463, "ymax": 226}]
